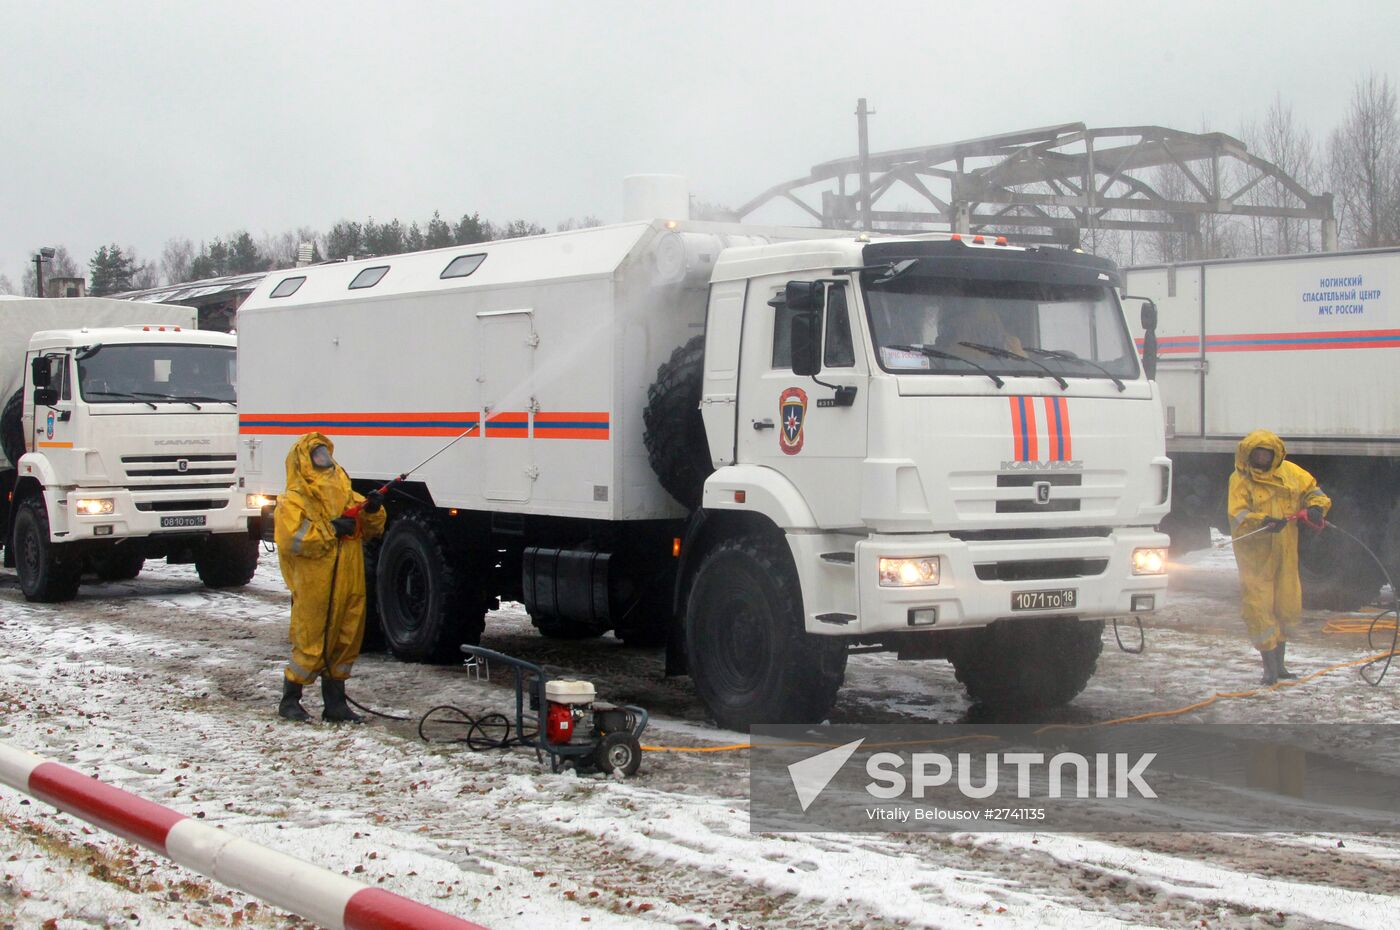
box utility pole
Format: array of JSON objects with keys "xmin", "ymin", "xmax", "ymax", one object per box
[{"xmin": 856, "ymin": 98, "xmax": 874, "ymax": 231}]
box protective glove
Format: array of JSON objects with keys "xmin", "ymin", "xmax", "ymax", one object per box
[
  {"xmin": 1263, "ymin": 516, "xmax": 1289, "ymax": 533},
  {"xmin": 1306, "ymin": 505, "xmax": 1324, "ymax": 526},
  {"xmin": 330, "ymin": 516, "xmax": 357, "ymax": 537},
  {"xmin": 362, "ymin": 490, "xmax": 384, "ymax": 515}
]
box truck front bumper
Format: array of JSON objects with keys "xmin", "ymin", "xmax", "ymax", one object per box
[
  {"xmin": 54, "ymin": 487, "xmax": 260, "ymax": 541},
  {"xmin": 792, "ymin": 528, "xmax": 1169, "ymax": 636}
]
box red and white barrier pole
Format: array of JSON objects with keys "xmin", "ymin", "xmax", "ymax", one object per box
[{"xmin": 0, "ymin": 740, "xmax": 489, "ymax": 930}]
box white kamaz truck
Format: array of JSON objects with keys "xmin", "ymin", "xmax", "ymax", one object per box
[
  {"xmin": 236, "ymin": 221, "xmax": 1169, "ymax": 727},
  {"xmin": 1124, "ymin": 246, "xmax": 1400, "ymax": 608},
  {"xmin": 1, "ymin": 297, "xmax": 263, "ymax": 602}
]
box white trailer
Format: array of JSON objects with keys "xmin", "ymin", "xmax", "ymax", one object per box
[
  {"xmin": 237, "ymin": 221, "xmax": 1170, "ymax": 727},
  {"xmin": 1, "ymin": 298, "xmax": 263, "ymax": 600},
  {"xmin": 1123, "ymin": 247, "xmax": 1400, "ymax": 606}
]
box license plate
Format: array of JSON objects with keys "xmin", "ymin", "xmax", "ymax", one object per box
[
  {"xmin": 160, "ymin": 515, "xmax": 206, "ymax": 528},
  {"xmin": 1011, "ymin": 588, "xmax": 1077, "ymax": 611}
]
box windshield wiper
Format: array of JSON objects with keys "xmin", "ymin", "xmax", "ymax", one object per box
[
  {"xmin": 1024, "ymin": 347, "xmax": 1126, "ymax": 392},
  {"xmin": 958, "ymin": 341, "xmax": 1068, "ymax": 390},
  {"xmin": 84, "ymin": 391, "xmax": 157, "ymax": 409},
  {"xmin": 887, "ymin": 344, "xmax": 1004, "ymax": 388}
]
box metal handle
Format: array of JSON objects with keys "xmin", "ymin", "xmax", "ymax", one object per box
[{"xmin": 752, "ymin": 419, "xmax": 774, "ymax": 431}]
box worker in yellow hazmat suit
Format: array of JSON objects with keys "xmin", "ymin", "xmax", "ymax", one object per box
[
  {"xmin": 1228, "ymin": 430, "xmax": 1330, "ymax": 684},
  {"xmin": 275, "ymin": 433, "xmax": 387, "ymax": 722}
]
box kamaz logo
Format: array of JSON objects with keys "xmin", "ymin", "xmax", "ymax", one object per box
[
  {"xmin": 1000, "ymin": 460, "xmax": 1083, "ymax": 472},
  {"xmin": 177, "ymin": 459, "xmax": 190, "ymax": 473}
]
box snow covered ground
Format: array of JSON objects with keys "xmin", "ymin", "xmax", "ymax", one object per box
[{"xmin": 2, "ymin": 539, "xmax": 1399, "ymax": 929}]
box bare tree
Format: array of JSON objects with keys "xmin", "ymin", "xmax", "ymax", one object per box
[
  {"xmin": 1328, "ymin": 73, "xmax": 1400, "ymax": 249},
  {"xmin": 1241, "ymin": 94, "xmax": 1320, "ymax": 254},
  {"xmin": 132, "ymin": 258, "xmax": 161, "ymax": 290},
  {"xmin": 22, "ymin": 245, "xmax": 80, "ymax": 296},
  {"xmin": 160, "ymin": 238, "xmax": 195, "ymax": 286},
  {"xmin": 0, "ymin": 274, "xmax": 15, "ymax": 295}
]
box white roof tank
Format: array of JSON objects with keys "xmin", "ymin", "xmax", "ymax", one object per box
[{"xmin": 623, "ymin": 174, "xmax": 689, "ymax": 222}]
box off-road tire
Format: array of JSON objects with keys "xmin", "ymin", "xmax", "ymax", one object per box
[
  {"xmin": 90, "ymin": 545, "xmax": 145, "ymax": 582},
  {"xmin": 643, "ymin": 335, "xmax": 713, "ymax": 511},
  {"xmin": 14, "ymin": 496, "xmax": 81, "ymax": 603},
  {"xmin": 948, "ymin": 617, "xmax": 1104, "ymax": 710},
  {"xmin": 376, "ymin": 510, "xmax": 485, "ymax": 663},
  {"xmin": 1, "ymin": 389, "xmax": 26, "ymax": 469},
  {"xmin": 195, "ymin": 534, "xmax": 260, "ymax": 588},
  {"xmin": 685, "ymin": 533, "xmax": 847, "ymax": 730}
]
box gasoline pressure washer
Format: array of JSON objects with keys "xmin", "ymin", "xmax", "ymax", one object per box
[{"xmin": 1216, "ymin": 508, "xmax": 1400, "ymax": 687}]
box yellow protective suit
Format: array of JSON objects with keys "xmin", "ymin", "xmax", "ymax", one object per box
[
  {"xmin": 1227, "ymin": 430, "xmax": 1330, "ymax": 651},
  {"xmin": 275, "ymin": 433, "xmax": 387, "ymax": 685}
]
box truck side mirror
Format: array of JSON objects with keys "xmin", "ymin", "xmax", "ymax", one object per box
[
  {"xmin": 1121, "ymin": 294, "xmax": 1159, "ymax": 381},
  {"xmin": 34, "ymin": 387, "xmax": 59, "ymax": 406},
  {"xmin": 1140, "ymin": 300, "xmax": 1158, "ymax": 331},
  {"xmin": 31, "ymin": 357, "xmax": 51, "ymax": 389},
  {"xmin": 790, "ymin": 311, "xmax": 822, "ymax": 377},
  {"xmin": 784, "ymin": 280, "xmax": 824, "ymax": 312}
]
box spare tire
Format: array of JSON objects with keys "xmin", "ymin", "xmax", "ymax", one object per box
[
  {"xmin": 643, "ymin": 335, "xmax": 713, "ymax": 511},
  {"xmin": 2, "ymin": 389, "xmax": 26, "ymax": 469}
]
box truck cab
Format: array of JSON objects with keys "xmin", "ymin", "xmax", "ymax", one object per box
[
  {"xmin": 3, "ymin": 325, "xmax": 263, "ymax": 601},
  {"xmin": 680, "ymin": 234, "xmax": 1170, "ymax": 720}
]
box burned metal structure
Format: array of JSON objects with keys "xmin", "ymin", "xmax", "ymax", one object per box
[{"xmin": 735, "ymin": 121, "xmax": 1337, "ymax": 256}]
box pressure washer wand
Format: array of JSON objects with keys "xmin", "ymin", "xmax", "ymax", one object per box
[
  {"xmin": 1213, "ymin": 509, "xmax": 1327, "ymax": 549},
  {"xmin": 343, "ymin": 424, "xmax": 480, "ymax": 519}
]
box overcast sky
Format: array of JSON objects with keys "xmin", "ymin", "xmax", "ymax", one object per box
[{"xmin": 3, "ymin": 0, "xmax": 1397, "ymax": 288}]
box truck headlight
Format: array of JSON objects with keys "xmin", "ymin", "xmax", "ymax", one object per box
[
  {"xmin": 75, "ymin": 498, "xmax": 115, "ymax": 516},
  {"xmin": 247, "ymin": 493, "xmax": 277, "ymax": 509},
  {"xmin": 1132, "ymin": 548, "xmax": 1167, "ymax": 575},
  {"xmin": 879, "ymin": 557, "xmax": 940, "ymax": 587}
]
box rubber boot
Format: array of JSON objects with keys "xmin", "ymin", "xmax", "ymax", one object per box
[
  {"xmin": 278, "ymin": 679, "xmax": 311, "ymax": 722},
  {"xmin": 321, "ymin": 676, "xmax": 363, "ymax": 723},
  {"xmin": 1258, "ymin": 648, "xmax": 1279, "ymax": 686},
  {"xmin": 1274, "ymin": 642, "xmax": 1297, "ymax": 680}
]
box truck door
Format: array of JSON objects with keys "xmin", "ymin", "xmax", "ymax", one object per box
[
  {"xmin": 477, "ymin": 309, "xmax": 536, "ymax": 503},
  {"xmin": 736, "ymin": 282, "xmax": 869, "ymax": 527},
  {"xmin": 28, "ymin": 352, "xmax": 77, "ymax": 470},
  {"xmin": 1127, "ymin": 265, "xmax": 1204, "ymax": 438}
]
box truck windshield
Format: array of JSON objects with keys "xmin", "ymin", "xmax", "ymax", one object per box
[
  {"xmin": 77, "ymin": 344, "xmax": 236, "ymax": 404},
  {"xmin": 863, "ymin": 277, "xmax": 1140, "ymax": 381}
]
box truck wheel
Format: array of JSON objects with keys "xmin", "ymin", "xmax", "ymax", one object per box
[
  {"xmin": 643, "ymin": 335, "xmax": 713, "ymax": 511},
  {"xmin": 685, "ymin": 534, "xmax": 847, "ymax": 729},
  {"xmin": 1, "ymin": 389, "xmax": 25, "ymax": 469},
  {"xmin": 194, "ymin": 534, "xmax": 260, "ymax": 588},
  {"xmin": 90, "ymin": 545, "xmax": 145, "ymax": 582},
  {"xmin": 948, "ymin": 617, "xmax": 1103, "ymax": 710},
  {"xmin": 377, "ymin": 511, "xmax": 485, "ymax": 663},
  {"xmin": 13, "ymin": 497, "xmax": 81, "ymax": 603},
  {"xmin": 359, "ymin": 536, "xmax": 387, "ymax": 653}
]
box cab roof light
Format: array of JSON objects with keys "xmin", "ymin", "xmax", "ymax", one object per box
[
  {"xmin": 995, "ymin": 236, "xmax": 1008, "ymax": 245},
  {"xmin": 972, "ymin": 235, "xmax": 985, "ymax": 244},
  {"xmin": 949, "ymin": 233, "xmax": 962, "ymax": 241}
]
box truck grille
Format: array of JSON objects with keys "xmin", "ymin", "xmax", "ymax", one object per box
[
  {"xmin": 120, "ymin": 454, "xmax": 236, "ymax": 484},
  {"xmin": 974, "ymin": 558, "xmax": 1108, "ymax": 581},
  {"xmin": 135, "ymin": 500, "xmax": 229, "ymax": 512}
]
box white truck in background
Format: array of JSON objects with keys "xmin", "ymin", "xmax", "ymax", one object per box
[
  {"xmin": 236, "ymin": 219, "xmax": 1170, "ymax": 728},
  {"xmin": 1, "ymin": 297, "xmax": 263, "ymax": 601},
  {"xmin": 1124, "ymin": 247, "xmax": 1400, "ymax": 608}
]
